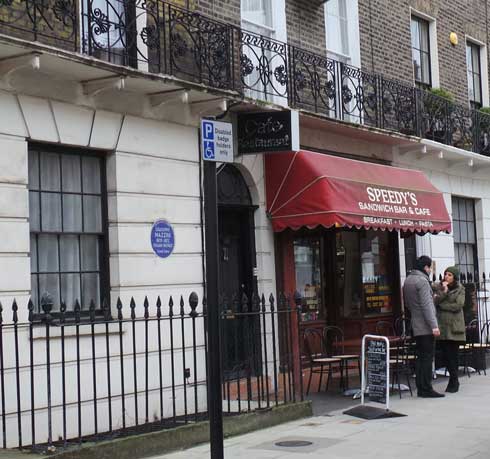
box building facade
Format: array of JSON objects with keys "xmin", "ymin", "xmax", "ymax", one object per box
[{"xmin": 0, "ymin": 0, "xmax": 489, "ymax": 450}]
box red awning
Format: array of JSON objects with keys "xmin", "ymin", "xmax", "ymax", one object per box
[{"xmin": 265, "ymin": 150, "xmax": 451, "ymax": 233}]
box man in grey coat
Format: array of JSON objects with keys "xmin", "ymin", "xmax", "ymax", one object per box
[{"xmin": 403, "ymin": 255, "xmax": 444, "ymax": 398}]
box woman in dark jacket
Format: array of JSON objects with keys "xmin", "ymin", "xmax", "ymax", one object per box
[{"xmin": 433, "ymin": 266, "xmax": 466, "ymax": 393}]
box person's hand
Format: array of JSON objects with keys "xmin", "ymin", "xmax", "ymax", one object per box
[
  {"xmin": 441, "ymin": 281, "xmax": 448, "ymax": 292},
  {"xmin": 432, "ymin": 328, "xmax": 441, "ymax": 336}
]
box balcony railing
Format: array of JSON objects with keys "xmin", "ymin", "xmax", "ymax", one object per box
[{"xmin": 1, "ymin": 0, "xmax": 490, "ymax": 155}]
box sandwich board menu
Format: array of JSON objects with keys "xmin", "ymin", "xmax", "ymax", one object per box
[{"xmin": 367, "ymin": 339, "xmax": 387, "ymax": 404}]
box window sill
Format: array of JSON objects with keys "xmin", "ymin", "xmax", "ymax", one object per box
[{"xmin": 31, "ymin": 321, "xmax": 125, "ymax": 340}]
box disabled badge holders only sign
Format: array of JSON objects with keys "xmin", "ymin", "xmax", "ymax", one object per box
[
  {"xmin": 201, "ymin": 119, "xmax": 234, "ymax": 163},
  {"xmin": 151, "ymin": 220, "xmax": 175, "ymax": 258}
]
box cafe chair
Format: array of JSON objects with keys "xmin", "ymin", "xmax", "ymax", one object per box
[
  {"xmin": 375, "ymin": 320, "xmax": 396, "ymax": 337},
  {"xmin": 302, "ymin": 328, "xmax": 342, "ymax": 394},
  {"xmin": 394, "ymin": 316, "xmax": 412, "ymax": 338},
  {"xmin": 461, "ymin": 320, "xmax": 490, "ymax": 376},
  {"xmin": 459, "ymin": 319, "xmax": 480, "ymax": 377},
  {"xmin": 323, "ymin": 326, "xmax": 361, "ymax": 391},
  {"xmin": 389, "ymin": 336, "xmax": 414, "ymax": 398}
]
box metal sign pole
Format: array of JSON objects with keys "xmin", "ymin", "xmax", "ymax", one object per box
[
  {"xmin": 204, "ymin": 159, "xmax": 224, "ymax": 459},
  {"xmin": 201, "ymin": 117, "xmax": 233, "ymax": 459}
]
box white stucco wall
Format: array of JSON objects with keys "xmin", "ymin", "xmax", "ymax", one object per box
[
  {"xmin": 0, "ymin": 86, "xmax": 280, "ymax": 447},
  {"xmin": 394, "ymin": 152, "xmax": 490, "ymax": 279}
]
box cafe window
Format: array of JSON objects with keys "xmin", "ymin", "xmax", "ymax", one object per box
[
  {"xmin": 294, "ymin": 237, "xmax": 323, "ymax": 322},
  {"xmin": 336, "ymin": 229, "xmax": 394, "ymax": 317}
]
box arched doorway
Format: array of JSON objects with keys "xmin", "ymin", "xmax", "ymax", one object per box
[{"xmin": 217, "ymin": 164, "xmax": 258, "ymax": 375}]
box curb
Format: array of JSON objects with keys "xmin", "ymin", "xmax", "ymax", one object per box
[{"xmin": 36, "ymin": 401, "xmax": 313, "ymax": 459}]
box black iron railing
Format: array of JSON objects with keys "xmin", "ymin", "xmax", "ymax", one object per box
[
  {"xmin": 1, "ymin": 0, "xmax": 490, "ymax": 154},
  {"xmin": 0, "ymin": 291, "xmax": 299, "ymax": 451}
]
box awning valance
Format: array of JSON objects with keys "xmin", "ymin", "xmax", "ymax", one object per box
[{"xmin": 265, "ymin": 150, "xmax": 452, "ymax": 234}]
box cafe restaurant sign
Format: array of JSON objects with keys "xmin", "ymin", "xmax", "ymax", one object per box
[{"xmin": 237, "ymin": 110, "xmax": 300, "ymax": 155}]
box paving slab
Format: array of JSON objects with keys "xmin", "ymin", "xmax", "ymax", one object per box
[{"xmin": 154, "ymin": 374, "xmax": 490, "ymax": 459}]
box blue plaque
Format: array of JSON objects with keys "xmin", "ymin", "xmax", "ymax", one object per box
[{"xmin": 151, "ymin": 220, "xmax": 175, "ymax": 258}]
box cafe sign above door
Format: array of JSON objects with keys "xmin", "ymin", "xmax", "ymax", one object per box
[{"xmin": 237, "ymin": 110, "xmax": 300, "ymax": 155}]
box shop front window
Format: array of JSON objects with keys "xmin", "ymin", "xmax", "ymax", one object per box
[
  {"xmin": 336, "ymin": 231, "xmax": 362, "ymax": 317},
  {"xmin": 336, "ymin": 230, "xmax": 394, "ymax": 317},
  {"xmin": 294, "ymin": 237, "xmax": 322, "ymax": 322}
]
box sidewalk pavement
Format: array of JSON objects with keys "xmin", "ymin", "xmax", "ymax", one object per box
[{"xmin": 154, "ymin": 374, "xmax": 490, "ymax": 459}]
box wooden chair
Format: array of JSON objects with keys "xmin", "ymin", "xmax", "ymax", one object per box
[
  {"xmin": 323, "ymin": 326, "xmax": 361, "ymax": 391},
  {"xmin": 302, "ymin": 328, "xmax": 342, "ymax": 394}
]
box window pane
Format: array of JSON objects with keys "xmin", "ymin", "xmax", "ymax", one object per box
[
  {"xmin": 453, "ymin": 219, "xmax": 460, "ymax": 242},
  {"xmin": 63, "ymin": 194, "xmax": 82, "ymax": 232},
  {"xmin": 473, "ymin": 74, "xmax": 482, "ymax": 103},
  {"xmin": 30, "ymin": 234, "xmax": 37, "ymax": 272},
  {"xmin": 327, "ymin": 14, "xmax": 342, "ymax": 53},
  {"xmin": 29, "ymin": 191, "xmax": 40, "ymax": 232},
  {"xmin": 41, "ymin": 193, "xmax": 62, "ymax": 232},
  {"xmin": 38, "ymin": 234, "xmax": 59, "ymax": 272},
  {"xmin": 472, "ymin": 45, "xmax": 480, "ymax": 73},
  {"xmin": 421, "ymin": 52, "xmax": 431, "ymax": 84},
  {"xmin": 61, "ymin": 274, "xmax": 81, "ymax": 309},
  {"xmin": 31, "ymin": 275, "xmax": 38, "ymax": 310},
  {"xmin": 467, "ymin": 222, "xmax": 476, "ymax": 244},
  {"xmin": 82, "ymin": 157, "xmax": 101, "ymax": 194},
  {"xmin": 419, "ymin": 20, "xmax": 429, "ymax": 52},
  {"xmin": 81, "ymin": 235, "xmax": 99, "ymax": 271},
  {"xmin": 28, "ymin": 151, "xmax": 39, "ymax": 190},
  {"xmin": 60, "ymin": 235, "xmax": 80, "ymax": 271},
  {"xmin": 452, "ymin": 197, "xmax": 460, "ymax": 220},
  {"xmin": 412, "ymin": 49, "xmax": 422, "ymax": 81},
  {"xmin": 62, "ymin": 155, "xmax": 81, "ymax": 192},
  {"xmin": 361, "ymin": 231, "xmax": 393, "ymax": 315},
  {"xmin": 83, "ymin": 196, "xmax": 102, "ymax": 232},
  {"xmin": 82, "ymin": 273, "xmax": 100, "ymax": 308},
  {"xmin": 466, "ymin": 44, "xmax": 472, "ymax": 70},
  {"xmin": 294, "ymin": 237, "xmax": 322, "ymax": 321},
  {"xmin": 337, "ymin": 231, "xmax": 362, "ymax": 318},
  {"xmin": 38, "ymin": 274, "xmax": 60, "ymax": 307},
  {"xmin": 468, "ymin": 72, "xmax": 475, "ymax": 101},
  {"xmin": 459, "ymin": 198, "xmax": 467, "ymax": 222},
  {"xmin": 466, "ymin": 244, "xmax": 474, "ymax": 271},
  {"xmin": 460, "ymin": 220, "xmax": 468, "ymax": 243},
  {"xmin": 466, "ymin": 199, "xmax": 475, "ymax": 222},
  {"xmin": 411, "ymin": 19, "xmax": 419, "ymax": 49},
  {"xmin": 40, "ymin": 153, "xmax": 60, "ymax": 192}
]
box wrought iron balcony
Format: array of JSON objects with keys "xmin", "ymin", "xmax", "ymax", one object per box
[{"xmin": 1, "ymin": 0, "xmax": 490, "ymax": 155}]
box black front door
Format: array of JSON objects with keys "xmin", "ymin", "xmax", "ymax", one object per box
[
  {"xmin": 217, "ymin": 165, "xmax": 259, "ymax": 377},
  {"xmin": 219, "ymin": 208, "xmax": 256, "ymax": 376}
]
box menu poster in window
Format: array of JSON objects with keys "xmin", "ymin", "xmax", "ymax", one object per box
[
  {"xmin": 367, "ymin": 339, "xmax": 387, "ymax": 404},
  {"xmin": 304, "ymin": 285, "xmax": 319, "ymax": 309},
  {"xmin": 363, "ymin": 282, "xmax": 392, "ymax": 313}
]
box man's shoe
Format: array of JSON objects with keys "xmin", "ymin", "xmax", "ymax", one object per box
[{"xmin": 418, "ymin": 390, "xmax": 445, "ymax": 398}]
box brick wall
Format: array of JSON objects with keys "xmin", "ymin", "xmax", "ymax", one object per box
[
  {"xmin": 285, "ymin": 0, "xmax": 326, "ymax": 55},
  {"xmin": 196, "ymin": 0, "xmax": 241, "ymax": 26},
  {"xmin": 359, "ymin": 0, "xmax": 490, "ymax": 106}
]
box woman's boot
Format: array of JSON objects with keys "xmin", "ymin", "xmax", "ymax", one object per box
[{"xmin": 445, "ymin": 376, "xmax": 459, "ymax": 393}]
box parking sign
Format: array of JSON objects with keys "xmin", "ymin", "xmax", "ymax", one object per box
[{"xmin": 201, "ymin": 119, "xmax": 233, "ymax": 163}]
